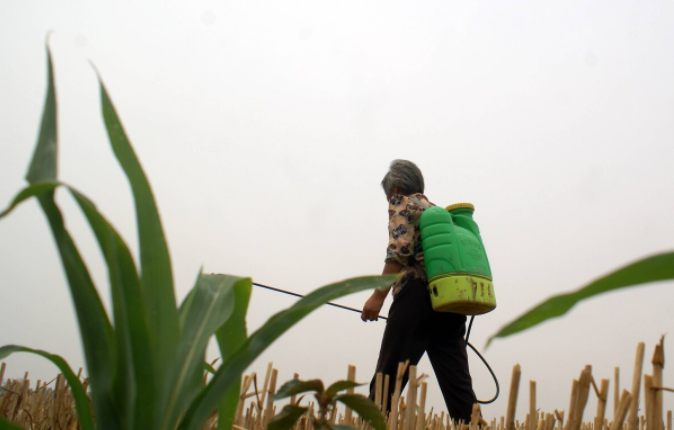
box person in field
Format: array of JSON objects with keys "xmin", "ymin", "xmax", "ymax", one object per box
[{"xmin": 361, "ymin": 159, "xmax": 477, "ymax": 423}]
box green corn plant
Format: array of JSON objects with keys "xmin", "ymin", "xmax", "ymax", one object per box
[
  {"xmin": 487, "ymin": 251, "xmax": 674, "ymax": 347},
  {"xmin": 0, "ymin": 43, "xmax": 396, "ymax": 430},
  {"xmin": 268, "ymin": 378, "xmax": 386, "ymax": 430}
]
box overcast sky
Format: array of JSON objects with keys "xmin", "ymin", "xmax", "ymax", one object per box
[{"xmin": 1, "ymin": 0, "xmax": 673, "ymax": 421}]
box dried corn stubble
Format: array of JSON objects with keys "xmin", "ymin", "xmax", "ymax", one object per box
[{"xmin": 2, "ymin": 341, "xmax": 673, "ymax": 430}]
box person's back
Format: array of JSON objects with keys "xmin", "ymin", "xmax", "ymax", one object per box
[{"xmin": 385, "ymin": 192, "xmax": 434, "ymax": 297}]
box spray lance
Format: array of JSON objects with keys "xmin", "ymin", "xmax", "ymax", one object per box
[{"xmin": 253, "ymin": 202, "xmax": 499, "ymax": 404}]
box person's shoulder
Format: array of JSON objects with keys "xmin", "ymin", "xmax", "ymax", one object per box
[
  {"xmin": 408, "ymin": 193, "xmax": 435, "ymax": 210},
  {"xmin": 388, "ymin": 194, "xmax": 406, "ymax": 207},
  {"xmin": 389, "ymin": 193, "xmax": 436, "ymax": 211}
]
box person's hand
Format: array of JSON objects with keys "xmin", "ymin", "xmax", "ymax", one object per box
[{"xmin": 361, "ymin": 290, "xmax": 387, "ymax": 322}]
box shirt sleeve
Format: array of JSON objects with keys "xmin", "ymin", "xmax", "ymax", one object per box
[{"xmin": 385, "ymin": 195, "xmax": 416, "ymax": 266}]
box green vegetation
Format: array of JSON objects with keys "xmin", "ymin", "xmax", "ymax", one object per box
[
  {"xmin": 0, "ymin": 44, "xmax": 395, "ymax": 430},
  {"xmin": 487, "ymin": 251, "xmax": 674, "ymax": 347},
  {"xmin": 269, "ymin": 378, "xmax": 385, "ymax": 430}
]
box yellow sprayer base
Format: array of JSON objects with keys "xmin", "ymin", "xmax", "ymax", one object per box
[{"xmin": 428, "ymin": 275, "xmax": 496, "ymax": 315}]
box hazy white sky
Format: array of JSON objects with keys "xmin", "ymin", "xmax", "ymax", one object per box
[{"xmin": 1, "ymin": 0, "xmax": 673, "ymax": 420}]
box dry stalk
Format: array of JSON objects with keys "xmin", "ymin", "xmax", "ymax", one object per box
[
  {"xmin": 259, "ymin": 362, "xmax": 273, "ymax": 409},
  {"xmin": 469, "ymin": 404, "xmax": 481, "ymax": 430},
  {"xmin": 653, "ymin": 336, "xmax": 665, "ymax": 430},
  {"xmin": 398, "ymin": 396, "xmax": 407, "ymax": 430},
  {"xmin": 554, "ymin": 409, "xmax": 564, "ymax": 430},
  {"xmin": 569, "ymin": 366, "xmax": 592, "ymax": 430},
  {"xmin": 593, "ymin": 379, "xmax": 609, "ymax": 430},
  {"xmin": 388, "ymin": 360, "xmax": 409, "ymax": 430},
  {"xmin": 613, "ymin": 367, "xmax": 620, "ymax": 421},
  {"xmin": 383, "ymin": 374, "xmax": 390, "ymax": 414},
  {"xmin": 375, "ymin": 373, "xmax": 383, "ymax": 411},
  {"xmin": 263, "ymin": 368, "xmax": 278, "ymax": 428},
  {"xmin": 404, "ymin": 366, "xmax": 418, "ymax": 430},
  {"xmin": 611, "ymin": 390, "xmax": 633, "ymax": 430},
  {"xmin": 644, "ymin": 375, "xmax": 655, "ymax": 430},
  {"xmin": 530, "ymin": 381, "xmax": 537, "ymax": 430},
  {"xmin": 415, "ymin": 381, "xmax": 427, "ymax": 430},
  {"xmin": 627, "ymin": 343, "xmax": 646, "ymax": 430},
  {"xmin": 344, "ymin": 364, "xmax": 357, "ymax": 424},
  {"xmin": 506, "ymin": 364, "xmax": 521, "ymax": 430},
  {"xmin": 236, "ymin": 374, "xmax": 253, "ymax": 425},
  {"xmin": 567, "ymin": 379, "xmax": 579, "ymax": 430},
  {"xmin": 0, "ymin": 363, "xmax": 5, "ymax": 390}
]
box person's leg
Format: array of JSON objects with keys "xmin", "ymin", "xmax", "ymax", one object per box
[
  {"xmin": 426, "ymin": 312, "xmax": 477, "ymax": 423},
  {"xmin": 369, "ymin": 279, "xmax": 431, "ymax": 413}
]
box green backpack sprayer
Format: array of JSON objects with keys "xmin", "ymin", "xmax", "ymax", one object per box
[{"xmin": 420, "ymin": 203, "xmax": 496, "ymax": 315}]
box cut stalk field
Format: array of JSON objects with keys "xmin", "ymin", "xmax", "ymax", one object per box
[{"xmin": 2, "ymin": 340, "xmax": 672, "ymax": 430}]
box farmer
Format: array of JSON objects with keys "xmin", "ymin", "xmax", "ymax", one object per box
[{"xmin": 361, "ymin": 159, "xmax": 477, "ymax": 423}]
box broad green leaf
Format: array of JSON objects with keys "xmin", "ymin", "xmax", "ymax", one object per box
[
  {"xmin": 25, "ymin": 46, "xmax": 119, "ymax": 429},
  {"xmin": 162, "ymin": 274, "xmax": 245, "ymax": 430},
  {"xmin": 274, "ymin": 379, "xmax": 325, "ymax": 400},
  {"xmin": 178, "ymin": 274, "xmax": 398, "ymax": 430},
  {"xmin": 205, "ymin": 362, "xmax": 217, "ymax": 375},
  {"xmin": 0, "ymin": 181, "xmax": 59, "ymax": 219},
  {"xmin": 334, "ymin": 394, "xmax": 385, "ymax": 430},
  {"xmin": 267, "ymin": 405, "xmax": 309, "ymax": 430},
  {"xmin": 97, "ymin": 75, "xmax": 179, "ymax": 396},
  {"xmin": 0, "ymin": 417, "xmax": 25, "ymax": 430},
  {"xmin": 70, "ymin": 189, "xmax": 155, "ymax": 429},
  {"xmin": 25, "ymin": 44, "xmax": 57, "ymax": 184},
  {"xmin": 487, "ymin": 251, "xmax": 674, "ymax": 347},
  {"xmin": 216, "ymin": 278, "xmax": 252, "ymax": 430},
  {"xmin": 326, "ymin": 380, "xmax": 362, "ymax": 396},
  {"xmin": 1, "ymin": 180, "xmax": 155, "ymax": 429},
  {"xmin": 34, "ymin": 159, "xmax": 118, "ymax": 430},
  {"xmin": 0, "ymin": 345, "xmax": 95, "ymax": 430}
]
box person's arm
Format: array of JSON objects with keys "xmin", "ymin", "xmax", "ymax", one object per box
[
  {"xmin": 361, "ymin": 261, "xmax": 402, "ymax": 321},
  {"xmin": 363, "ymin": 193, "xmax": 414, "ymax": 321}
]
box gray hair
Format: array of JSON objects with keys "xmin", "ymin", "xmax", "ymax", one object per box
[{"xmin": 381, "ymin": 159, "xmax": 425, "ymax": 197}]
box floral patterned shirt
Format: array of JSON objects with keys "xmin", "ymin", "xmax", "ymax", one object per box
[{"xmin": 385, "ymin": 193, "xmax": 435, "ymax": 297}]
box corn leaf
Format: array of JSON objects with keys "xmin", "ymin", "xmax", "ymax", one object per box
[
  {"xmin": 0, "ymin": 345, "xmax": 95, "ymax": 430},
  {"xmin": 487, "ymin": 251, "xmax": 674, "ymax": 347},
  {"xmin": 326, "ymin": 381, "xmax": 362, "ymax": 397},
  {"xmin": 1, "ymin": 180, "xmax": 155, "ymax": 428},
  {"xmin": 33, "ymin": 143, "xmax": 119, "ymax": 430},
  {"xmin": 69, "ymin": 189, "xmax": 155, "ymax": 429},
  {"xmin": 178, "ymin": 275, "xmax": 398, "ymax": 430},
  {"xmin": 215, "ymin": 278, "xmax": 252, "ymax": 430},
  {"xmin": 0, "ymin": 417, "xmax": 25, "ymax": 430},
  {"xmin": 97, "ymin": 75, "xmax": 179, "ymax": 398},
  {"xmin": 26, "ymin": 47, "xmax": 119, "ymax": 429},
  {"xmin": 334, "ymin": 394, "xmax": 385, "ymax": 430},
  {"xmin": 274, "ymin": 379, "xmax": 325, "ymax": 400},
  {"xmin": 25, "ymin": 41, "xmax": 57, "ymax": 184},
  {"xmin": 162, "ymin": 274, "xmax": 246, "ymax": 430},
  {"xmin": 0, "ymin": 181, "xmax": 59, "ymax": 218},
  {"xmin": 267, "ymin": 405, "xmax": 309, "ymax": 430},
  {"xmin": 205, "ymin": 362, "xmax": 217, "ymax": 375}
]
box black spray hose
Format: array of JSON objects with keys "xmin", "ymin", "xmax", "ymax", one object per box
[
  {"xmin": 252, "ymin": 282, "xmax": 499, "ymax": 405},
  {"xmin": 465, "ymin": 316, "xmax": 500, "ymax": 404}
]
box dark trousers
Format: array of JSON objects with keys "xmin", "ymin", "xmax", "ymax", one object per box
[{"xmin": 369, "ymin": 278, "xmax": 477, "ymax": 423}]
